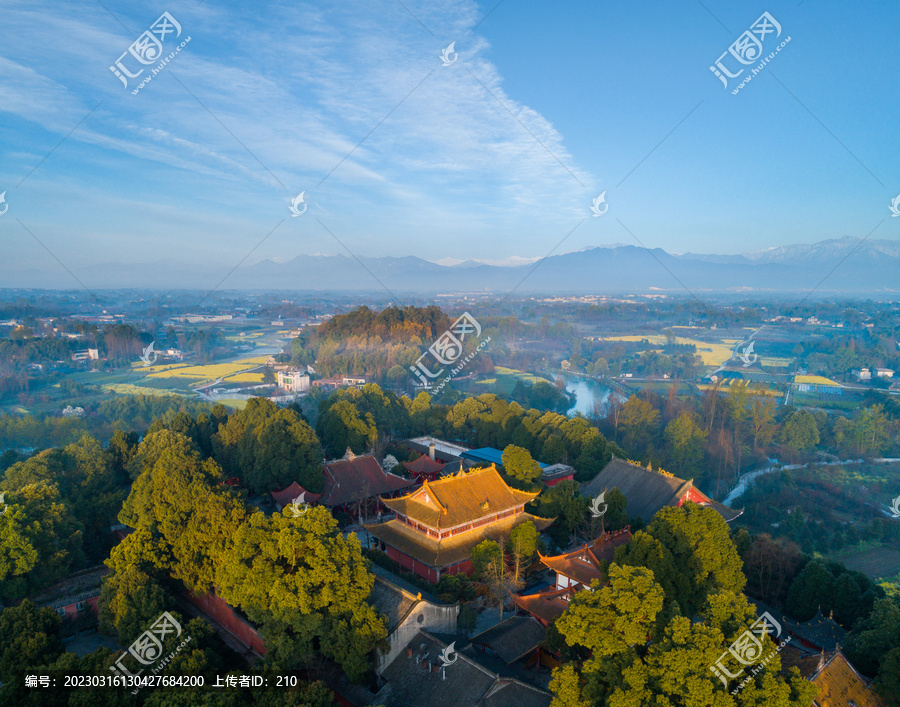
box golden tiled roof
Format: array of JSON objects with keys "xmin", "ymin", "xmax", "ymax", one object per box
[
  {"xmin": 810, "ymin": 651, "xmax": 886, "ymax": 707},
  {"xmin": 381, "ymin": 465, "xmax": 539, "ymax": 529},
  {"xmin": 366, "ymin": 512, "xmax": 553, "ymax": 568}
]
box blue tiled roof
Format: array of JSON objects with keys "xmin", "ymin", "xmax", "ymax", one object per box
[{"xmin": 460, "ymin": 448, "xmax": 548, "ymax": 468}]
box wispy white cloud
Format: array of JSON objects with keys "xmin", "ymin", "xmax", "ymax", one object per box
[{"xmin": 0, "ymin": 0, "xmax": 596, "ymax": 267}]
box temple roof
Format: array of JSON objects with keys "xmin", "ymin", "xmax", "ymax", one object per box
[
  {"xmin": 271, "ymin": 481, "xmax": 321, "ymax": 509},
  {"xmin": 748, "ymin": 599, "xmax": 847, "ymax": 653},
  {"xmin": 368, "ymin": 565, "xmax": 450, "ymax": 633},
  {"xmin": 371, "ymin": 630, "xmax": 552, "ymax": 707},
  {"xmin": 402, "ymin": 453, "xmax": 446, "ymax": 476},
  {"xmin": 779, "ymin": 647, "xmax": 884, "ymax": 705},
  {"xmin": 809, "ymin": 650, "xmax": 884, "ymax": 706},
  {"xmin": 366, "ymin": 512, "xmax": 553, "ymax": 569},
  {"xmin": 512, "ymin": 586, "xmax": 574, "ymax": 625},
  {"xmin": 798, "ymin": 609, "xmax": 848, "ymax": 652},
  {"xmin": 322, "ymin": 454, "xmax": 414, "ymax": 507},
  {"xmin": 469, "ymin": 616, "xmax": 546, "ymax": 665},
  {"xmin": 580, "ymin": 458, "xmax": 742, "ymax": 523},
  {"xmin": 381, "ymin": 465, "xmax": 539, "ymax": 530},
  {"xmin": 539, "ymin": 528, "xmax": 632, "ymax": 587},
  {"xmin": 31, "ymin": 565, "xmax": 109, "ymax": 610}
]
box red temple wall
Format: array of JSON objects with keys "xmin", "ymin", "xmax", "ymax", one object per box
[{"xmin": 185, "ymin": 591, "xmax": 266, "ymax": 655}]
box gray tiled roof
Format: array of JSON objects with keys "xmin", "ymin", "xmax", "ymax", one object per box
[
  {"xmin": 373, "ymin": 631, "xmax": 496, "ymax": 707},
  {"xmin": 368, "ymin": 576, "xmax": 419, "ymax": 633},
  {"xmin": 469, "ymin": 616, "xmax": 546, "ymax": 664},
  {"xmin": 580, "ymin": 457, "xmax": 741, "ymax": 522},
  {"xmin": 373, "ymin": 630, "xmax": 552, "ymax": 707},
  {"xmin": 482, "ymin": 680, "xmax": 553, "ymax": 707},
  {"xmin": 30, "ymin": 566, "xmax": 108, "ymax": 609}
]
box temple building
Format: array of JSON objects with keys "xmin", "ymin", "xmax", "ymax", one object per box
[
  {"xmin": 366, "ymin": 465, "xmax": 553, "ymax": 582},
  {"xmin": 402, "ymin": 452, "xmax": 446, "ymax": 482},
  {"xmin": 513, "ymin": 528, "xmax": 632, "ymax": 627},
  {"xmin": 781, "ymin": 648, "xmax": 885, "ymax": 706},
  {"xmin": 580, "ymin": 458, "xmax": 742, "ymax": 523},
  {"xmin": 320, "ymin": 452, "xmax": 414, "ymax": 516},
  {"xmin": 541, "ymin": 463, "xmax": 575, "ymax": 487}
]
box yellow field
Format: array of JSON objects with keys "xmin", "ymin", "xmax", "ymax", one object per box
[
  {"xmin": 225, "ymin": 372, "xmax": 265, "ymax": 383},
  {"xmin": 133, "ymin": 362, "xmax": 190, "ymax": 374},
  {"xmin": 143, "ymin": 356, "xmax": 271, "ymax": 384},
  {"xmin": 795, "ymin": 374, "xmax": 841, "ymax": 386},
  {"xmin": 601, "ymin": 336, "xmax": 739, "ymax": 367},
  {"xmin": 102, "ymin": 383, "xmax": 182, "ymax": 397}
]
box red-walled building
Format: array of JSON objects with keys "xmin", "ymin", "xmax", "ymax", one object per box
[
  {"xmin": 513, "ymin": 528, "xmax": 632, "ymax": 627},
  {"xmin": 31, "ymin": 566, "xmax": 109, "ymax": 620},
  {"xmin": 580, "ymin": 457, "xmax": 742, "ymax": 523},
  {"xmin": 366, "ymin": 465, "xmax": 553, "ymax": 582},
  {"xmin": 541, "ymin": 463, "xmax": 576, "ymax": 487}
]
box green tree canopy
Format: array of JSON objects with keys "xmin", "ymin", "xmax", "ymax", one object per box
[
  {"xmin": 664, "ymin": 412, "xmax": 707, "ymax": 476},
  {"xmin": 502, "ymin": 444, "xmax": 543, "ymax": 486},
  {"xmin": 214, "ymin": 507, "xmax": 386, "ymax": 682},
  {"xmin": 616, "ymin": 503, "xmax": 745, "ymax": 616},
  {"xmin": 315, "ymin": 400, "xmax": 377, "ymax": 459},
  {"xmin": 214, "ymin": 398, "xmax": 323, "ymax": 493},
  {"xmin": 0, "ymin": 600, "xmax": 64, "ymax": 693},
  {"xmin": 551, "ymin": 572, "xmax": 817, "ymax": 707},
  {"xmin": 0, "ymin": 481, "xmax": 84, "ymax": 601},
  {"xmin": 119, "ymin": 430, "xmax": 247, "ymax": 594},
  {"xmin": 779, "ymin": 410, "xmax": 820, "ymax": 456}
]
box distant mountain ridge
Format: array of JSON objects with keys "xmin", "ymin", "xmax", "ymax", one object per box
[{"xmin": 3, "ymin": 236, "xmax": 897, "ymax": 295}]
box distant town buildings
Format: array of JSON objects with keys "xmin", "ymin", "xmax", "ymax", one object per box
[
  {"xmin": 854, "ymin": 367, "xmax": 895, "ymax": 381},
  {"xmin": 71, "ymin": 348, "xmax": 99, "ymax": 362},
  {"xmin": 174, "ymin": 314, "xmax": 234, "ymax": 323},
  {"xmin": 276, "ymin": 369, "xmax": 310, "ymax": 393}
]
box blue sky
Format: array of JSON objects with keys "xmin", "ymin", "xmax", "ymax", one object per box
[{"xmin": 1, "ymin": 0, "xmax": 898, "ymax": 277}]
